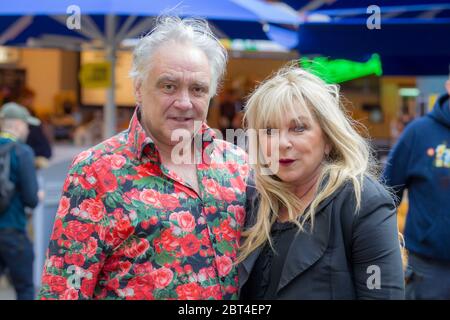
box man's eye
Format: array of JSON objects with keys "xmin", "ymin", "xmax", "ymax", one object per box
[
  {"xmin": 192, "ymin": 87, "xmax": 207, "ymax": 96},
  {"xmin": 163, "ymin": 84, "xmax": 175, "ymax": 92}
]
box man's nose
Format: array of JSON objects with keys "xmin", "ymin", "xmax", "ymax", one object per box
[{"xmin": 173, "ymin": 89, "xmax": 193, "ymax": 110}]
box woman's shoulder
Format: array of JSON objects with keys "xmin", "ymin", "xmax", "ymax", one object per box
[{"xmin": 337, "ymin": 175, "xmax": 395, "ymax": 218}]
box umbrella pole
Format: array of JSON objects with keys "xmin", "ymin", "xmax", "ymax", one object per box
[{"xmin": 104, "ymin": 14, "xmax": 117, "ymax": 140}]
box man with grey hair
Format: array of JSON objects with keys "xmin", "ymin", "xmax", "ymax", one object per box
[{"xmin": 40, "ymin": 17, "xmax": 251, "ymax": 300}]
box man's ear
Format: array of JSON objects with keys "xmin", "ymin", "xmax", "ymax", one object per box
[
  {"xmin": 134, "ymin": 80, "xmax": 143, "ymax": 105},
  {"xmin": 445, "ymin": 80, "xmax": 450, "ymax": 96}
]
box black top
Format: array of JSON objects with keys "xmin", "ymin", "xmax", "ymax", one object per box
[
  {"xmin": 243, "ymin": 221, "xmax": 297, "ymax": 299},
  {"xmin": 239, "ymin": 175, "xmax": 406, "ymax": 300}
]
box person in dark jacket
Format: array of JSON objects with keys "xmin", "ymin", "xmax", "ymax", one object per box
[
  {"xmin": 239, "ymin": 65, "xmax": 405, "ymax": 300},
  {"xmin": 383, "ymin": 80, "xmax": 450, "ymax": 299},
  {"xmin": 19, "ymin": 88, "xmax": 52, "ymax": 167},
  {"xmin": 0, "ymin": 102, "xmax": 40, "ymax": 300}
]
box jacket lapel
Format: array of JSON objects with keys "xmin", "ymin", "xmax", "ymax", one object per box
[
  {"xmin": 277, "ymin": 200, "xmax": 332, "ymax": 292},
  {"xmin": 239, "ymin": 183, "xmax": 345, "ymax": 296}
]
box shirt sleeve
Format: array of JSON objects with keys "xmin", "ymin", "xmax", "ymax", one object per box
[{"xmin": 38, "ymin": 164, "xmax": 112, "ymax": 300}]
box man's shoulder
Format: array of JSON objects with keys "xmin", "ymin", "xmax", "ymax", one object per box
[
  {"xmin": 70, "ymin": 130, "xmax": 130, "ymax": 171},
  {"xmin": 212, "ymin": 138, "xmax": 248, "ymax": 160}
]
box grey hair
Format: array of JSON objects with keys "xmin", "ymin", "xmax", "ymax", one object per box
[{"xmin": 129, "ymin": 16, "xmax": 228, "ymax": 97}]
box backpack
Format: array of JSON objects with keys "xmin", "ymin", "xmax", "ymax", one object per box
[{"xmin": 0, "ymin": 142, "xmax": 16, "ymax": 214}]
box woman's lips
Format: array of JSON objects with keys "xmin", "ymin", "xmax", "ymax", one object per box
[{"xmin": 279, "ymin": 159, "xmax": 296, "ymax": 166}]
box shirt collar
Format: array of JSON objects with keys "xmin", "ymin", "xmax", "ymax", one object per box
[{"xmin": 127, "ymin": 106, "xmax": 217, "ymax": 161}]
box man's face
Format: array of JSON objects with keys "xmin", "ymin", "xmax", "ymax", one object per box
[
  {"xmin": 16, "ymin": 119, "xmax": 29, "ymax": 142},
  {"xmin": 445, "ymin": 79, "xmax": 450, "ymax": 96},
  {"xmin": 136, "ymin": 42, "xmax": 212, "ymax": 148}
]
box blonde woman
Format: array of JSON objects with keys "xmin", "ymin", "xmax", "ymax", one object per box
[{"xmin": 239, "ymin": 65, "xmax": 405, "ymax": 300}]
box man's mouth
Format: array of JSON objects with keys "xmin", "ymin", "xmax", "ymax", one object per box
[{"xmin": 169, "ymin": 117, "xmax": 194, "ymax": 122}]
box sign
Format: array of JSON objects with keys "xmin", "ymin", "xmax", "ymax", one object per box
[
  {"xmin": 79, "ymin": 62, "xmax": 111, "ymax": 89},
  {"xmin": 299, "ymin": 54, "xmax": 383, "ymax": 84}
]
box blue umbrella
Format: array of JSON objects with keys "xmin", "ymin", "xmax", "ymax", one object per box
[{"xmin": 0, "ymin": 0, "xmax": 300, "ymax": 138}]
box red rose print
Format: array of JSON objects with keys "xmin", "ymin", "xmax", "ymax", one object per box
[
  {"xmin": 73, "ymin": 174, "xmax": 95, "ymax": 190},
  {"xmin": 179, "ymin": 234, "xmax": 201, "ymax": 256},
  {"xmin": 150, "ymin": 267, "xmax": 174, "ymax": 289},
  {"xmin": 50, "ymin": 256, "xmax": 64, "ymax": 269},
  {"xmin": 105, "ymin": 154, "xmax": 126, "ymax": 170},
  {"xmin": 133, "ymin": 262, "xmax": 154, "ymax": 275},
  {"xmin": 123, "ymin": 238, "xmax": 150, "ymax": 259},
  {"xmin": 227, "ymin": 205, "xmax": 245, "ymax": 226},
  {"xmin": 45, "ymin": 275, "xmax": 67, "ymax": 294},
  {"xmin": 61, "ymin": 288, "xmax": 79, "ymax": 300},
  {"xmin": 176, "ymin": 282, "xmax": 202, "ymax": 300},
  {"xmin": 140, "ymin": 189, "xmax": 162, "ymax": 208},
  {"xmin": 100, "ymin": 170, "xmax": 118, "ymax": 193},
  {"xmin": 159, "ymin": 229, "xmax": 179, "ymax": 252},
  {"xmin": 124, "ymin": 188, "xmax": 140, "ymax": 204},
  {"xmin": 201, "ymin": 284, "xmax": 222, "ymax": 300},
  {"xmin": 229, "ymin": 177, "xmax": 245, "ymax": 192},
  {"xmin": 80, "ymin": 278, "xmax": 96, "ymax": 298},
  {"xmin": 64, "ymin": 220, "xmax": 94, "ymax": 242},
  {"xmin": 239, "ymin": 164, "xmax": 250, "ymax": 177},
  {"xmin": 78, "ymin": 198, "xmax": 105, "ymax": 222},
  {"xmin": 159, "ymin": 194, "xmax": 180, "ymax": 211},
  {"xmin": 203, "ymin": 178, "xmax": 220, "ymax": 198},
  {"xmin": 203, "ymin": 206, "xmax": 217, "ymax": 215},
  {"xmin": 213, "ymin": 219, "xmax": 236, "ymax": 242},
  {"xmin": 82, "ymin": 237, "xmax": 98, "ymax": 258},
  {"xmin": 175, "ymin": 211, "xmax": 196, "ymax": 233},
  {"xmin": 220, "ymin": 187, "xmax": 236, "ymax": 202},
  {"xmin": 62, "ymin": 176, "xmax": 71, "ymax": 192},
  {"xmin": 113, "ymin": 219, "xmax": 135, "ymax": 240},
  {"xmin": 64, "ymin": 253, "xmax": 85, "ymax": 267},
  {"xmin": 57, "ymin": 196, "xmax": 71, "ymax": 218},
  {"xmin": 215, "ymin": 255, "xmax": 233, "ymax": 277},
  {"xmin": 51, "ymin": 219, "xmax": 64, "ymax": 240},
  {"xmin": 118, "ymin": 261, "xmax": 133, "ymax": 276},
  {"xmin": 76, "ymin": 150, "xmax": 92, "ymax": 163}
]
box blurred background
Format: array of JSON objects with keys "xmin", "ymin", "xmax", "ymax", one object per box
[{"xmin": 1, "ymin": 0, "xmax": 449, "ymax": 299}]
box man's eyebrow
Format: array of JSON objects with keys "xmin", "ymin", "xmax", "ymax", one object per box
[
  {"xmin": 156, "ymin": 75, "xmax": 178, "ymax": 84},
  {"xmin": 192, "ymin": 81, "xmax": 210, "ymax": 88}
]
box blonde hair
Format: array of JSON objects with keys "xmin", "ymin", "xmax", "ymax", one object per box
[{"xmin": 239, "ymin": 63, "xmax": 378, "ymax": 262}]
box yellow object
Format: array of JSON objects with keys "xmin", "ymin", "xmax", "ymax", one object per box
[{"xmin": 79, "ymin": 62, "xmax": 112, "ymax": 89}]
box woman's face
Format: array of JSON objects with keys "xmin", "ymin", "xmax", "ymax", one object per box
[{"xmin": 259, "ymin": 107, "xmax": 331, "ymax": 187}]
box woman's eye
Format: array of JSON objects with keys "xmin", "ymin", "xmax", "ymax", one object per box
[
  {"xmin": 293, "ymin": 125, "xmax": 306, "ymax": 133},
  {"xmin": 265, "ymin": 128, "xmax": 273, "ymax": 135}
]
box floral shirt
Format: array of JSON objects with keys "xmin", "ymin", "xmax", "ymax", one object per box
[{"xmin": 39, "ymin": 108, "xmax": 251, "ymax": 300}]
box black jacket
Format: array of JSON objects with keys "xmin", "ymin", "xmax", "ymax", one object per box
[{"xmin": 239, "ymin": 176, "xmax": 405, "ymax": 299}]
